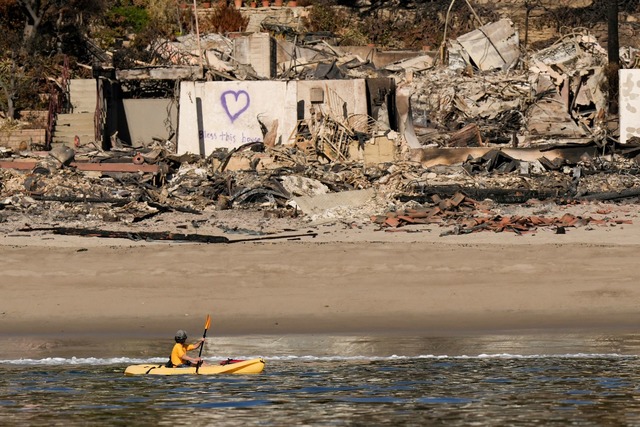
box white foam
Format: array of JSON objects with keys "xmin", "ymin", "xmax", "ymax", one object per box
[
  {"xmin": 0, "ymin": 357, "xmax": 167, "ymax": 366},
  {"xmin": 0, "ymin": 353, "xmax": 634, "ymax": 365}
]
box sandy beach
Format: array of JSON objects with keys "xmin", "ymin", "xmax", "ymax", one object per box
[{"xmin": 2, "ymin": 200, "xmax": 640, "ymax": 342}]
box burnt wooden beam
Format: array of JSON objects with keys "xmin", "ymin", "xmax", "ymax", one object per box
[
  {"xmin": 0, "ymin": 160, "xmax": 160, "ymax": 173},
  {"xmin": 146, "ymin": 201, "xmax": 201, "ymax": 214},
  {"xmin": 228, "ymin": 232, "xmax": 318, "ymax": 243},
  {"xmin": 399, "ymin": 186, "xmax": 568, "ymax": 204},
  {"xmin": 49, "ymin": 227, "xmax": 230, "ymax": 243},
  {"xmin": 580, "ymin": 188, "xmax": 640, "ymax": 202},
  {"xmin": 30, "ymin": 195, "xmax": 132, "ymax": 204},
  {"xmin": 115, "ymin": 66, "xmax": 203, "ymax": 80},
  {"xmin": 19, "ymin": 227, "xmax": 317, "ymax": 243}
]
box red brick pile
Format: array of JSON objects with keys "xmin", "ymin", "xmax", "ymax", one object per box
[{"xmin": 371, "ymin": 192, "xmax": 633, "ymax": 234}]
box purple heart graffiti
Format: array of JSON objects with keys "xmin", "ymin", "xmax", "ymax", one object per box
[{"xmin": 221, "ymin": 90, "xmax": 250, "ymax": 123}]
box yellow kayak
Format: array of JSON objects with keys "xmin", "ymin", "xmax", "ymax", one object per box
[{"xmin": 124, "ymin": 358, "xmax": 265, "ymax": 376}]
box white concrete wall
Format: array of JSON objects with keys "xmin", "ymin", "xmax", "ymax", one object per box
[
  {"xmin": 620, "ymin": 69, "xmax": 640, "ymax": 144},
  {"xmin": 178, "ymin": 80, "xmax": 295, "ymax": 155},
  {"xmin": 296, "ymin": 80, "xmax": 368, "ymax": 121},
  {"xmin": 233, "ymin": 33, "xmax": 274, "ymax": 79},
  {"xmin": 177, "ymin": 79, "xmax": 368, "ymax": 155},
  {"xmin": 123, "ymin": 99, "xmax": 177, "ymax": 146}
]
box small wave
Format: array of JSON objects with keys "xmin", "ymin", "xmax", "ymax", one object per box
[
  {"xmin": 0, "ymin": 357, "xmax": 167, "ymax": 366},
  {"xmin": 474, "ymin": 353, "xmax": 634, "ymax": 359},
  {"xmin": 262, "ymin": 353, "xmax": 634, "ymax": 361},
  {"xmin": 0, "ymin": 353, "xmax": 635, "ymax": 365}
]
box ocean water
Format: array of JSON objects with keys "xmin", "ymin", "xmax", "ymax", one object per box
[{"xmin": 1, "ymin": 334, "xmax": 640, "ymax": 426}]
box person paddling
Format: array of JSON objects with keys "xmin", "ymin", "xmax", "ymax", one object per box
[{"xmin": 170, "ymin": 330, "xmax": 205, "ymax": 368}]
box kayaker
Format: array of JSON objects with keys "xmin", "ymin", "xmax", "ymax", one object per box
[{"xmin": 170, "ymin": 330, "xmax": 206, "ymax": 368}]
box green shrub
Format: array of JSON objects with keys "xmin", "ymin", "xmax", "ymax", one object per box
[{"xmin": 106, "ymin": 5, "xmax": 151, "ymax": 34}]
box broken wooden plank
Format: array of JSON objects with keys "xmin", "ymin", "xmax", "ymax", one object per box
[
  {"xmin": 0, "ymin": 160, "xmax": 160, "ymax": 173},
  {"xmin": 72, "ymin": 162, "xmax": 160, "ymax": 173},
  {"xmin": 115, "ymin": 66, "xmax": 203, "ymax": 80},
  {"xmin": 19, "ymin": 227, "xmax": 317, "ymax": 243},
  {"xmin": 448, "ymin": 123, "xmax": 483, "ymax": 147},
  {"xmin": 229, "ymin": 232, "xmax": 318, "ymax": 243},
  {"xmin": 399, "ymin": 187, "xmax": 565, "ymax": 204},
  {"xmin": 580, "ymin": 187, "xmax": 640, "ymax": 201},
  {"xmin": 47, "ymin": 228, "xmax": 230, "ymax": 243},
  {"xmin": 30, "ymin": 195, "xmax": 132, "ymax": 204}
]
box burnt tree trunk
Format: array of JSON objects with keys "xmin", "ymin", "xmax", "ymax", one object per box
[{"xmin": 607, "ymin": 0, "xmax": 620, "ymax": 114}]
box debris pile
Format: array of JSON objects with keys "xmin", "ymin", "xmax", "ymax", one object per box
[
  {"xmin": 372, "ymin": 192, "xmax": 634, "ymax": 236},
  {"xmin": 1, "ymin": 134, "xmax": 640, "ymax": 237},
  {"xmin": 4, "ymin": 14, "xmax": 640, "ymax": 240},
  {"xmin": 405, "ymin": 30, "xmax": 609, "ymax": 150}
]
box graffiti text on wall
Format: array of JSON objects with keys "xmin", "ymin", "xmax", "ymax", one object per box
[
  {"xmin": 221, "ymin": 90, "xmax": 250, "ymax": 123},
  {"xmin": 199, "ymin": 130, "xmax": 261, "ymax": 145}
]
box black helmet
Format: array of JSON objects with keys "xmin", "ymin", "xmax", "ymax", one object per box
[{"xmin": 175, "ymin": 330, "xmax": 187, "ymax": 343}]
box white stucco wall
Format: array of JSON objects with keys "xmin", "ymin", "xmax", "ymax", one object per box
[
  {"xmin": 296, "ymin": 80, "xmax": 369, "ymax": 122},
  {"xmin": 177, "ymin": 79, "xmax": 368, "ymax": 155},
  {"xmin": 620, "ymin": 69, "xmax": 640, "ymax": 144},
  {"xmin": 178, "ymin": 80, "xmax": 295, "ymax": 155},
  {"xmin": 233, "ymin": 33, "xmax": 274, "ymax": 79}
]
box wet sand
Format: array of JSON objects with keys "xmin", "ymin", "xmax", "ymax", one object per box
[{"xmin": 2, "ymin": 207, "xmax": 640, "ymax": 342}]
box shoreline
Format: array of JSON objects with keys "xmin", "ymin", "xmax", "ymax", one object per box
[{"xmin": 5, "ymin": 311, "xmax": 640, "ymax": 339}]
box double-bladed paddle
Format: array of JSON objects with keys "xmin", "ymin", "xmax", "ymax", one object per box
[{"xmin": 196, "ymin": 314, "xmax": 211, "ymax": 374}]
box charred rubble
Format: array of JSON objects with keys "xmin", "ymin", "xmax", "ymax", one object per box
[{"xmin": 2, "ymin": 15, "xmax": 640, "ymax": 239}]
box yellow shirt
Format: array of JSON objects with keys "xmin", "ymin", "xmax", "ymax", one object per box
[{"xmin": 171, "ymin": 343, "xmax": 197, "ymax": 367}]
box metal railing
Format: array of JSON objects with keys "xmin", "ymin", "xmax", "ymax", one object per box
[
  {"xmin": 94, "ymin": 79, "xmax": 104, "ymax": 147},
  {"xmin": 45, "ymin": 55, "xmax": 71, "ymax": 149},
  {"xmin": 45, "ymin": 88, "xmax": 59, "ymax": 150}
]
